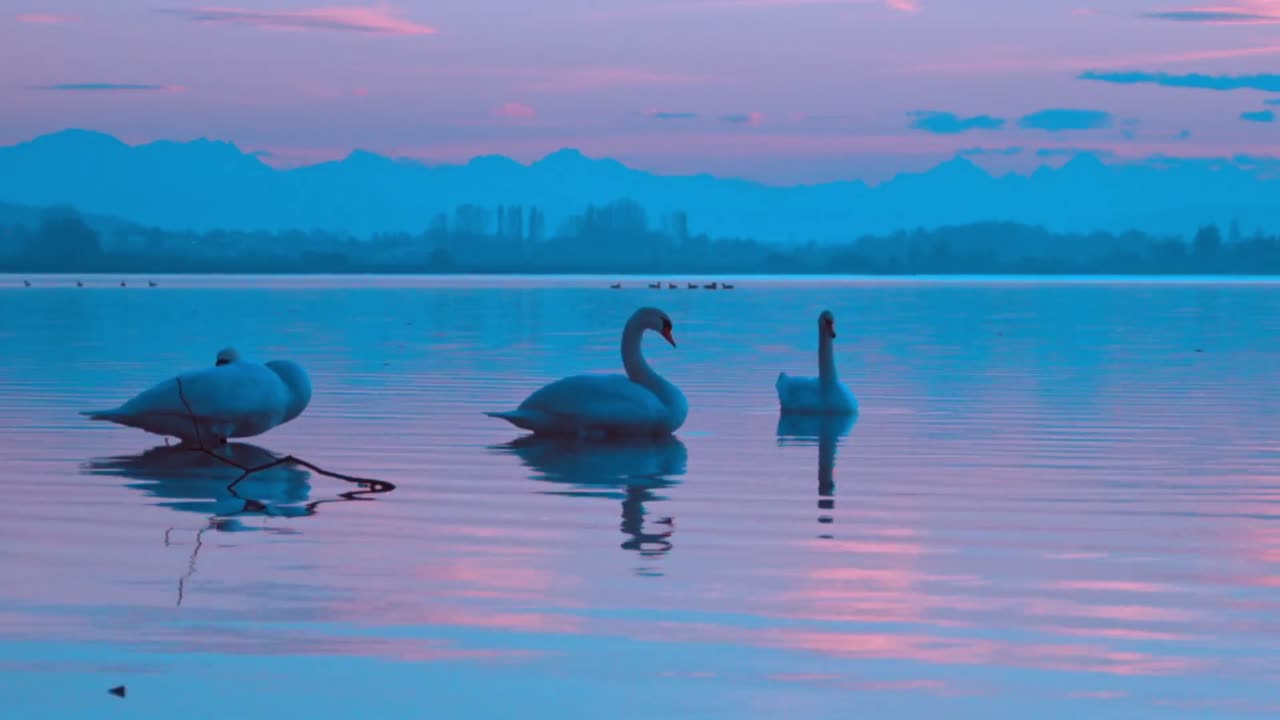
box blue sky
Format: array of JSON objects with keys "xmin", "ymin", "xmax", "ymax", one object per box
[{"xmin": 4, "ymin": 1, "xmax": 1280, "ymax": 182}]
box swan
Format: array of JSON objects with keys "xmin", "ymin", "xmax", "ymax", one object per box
[
  {"xmin": 703, "ymin": 282, "xmax": 718, "ymax": 290},
  {"xmin": 487, "ymin": 307, "xmax": 688, "ymax": 437},
  {"xmin": 610, "ymin": 282, "xmax": 622, "ymax": 289},
  {"xmin": 687, "ymin": 282, "xmax": 698, "ymax": 289},
  {"xmin": 776, "ymin": 309, "xmax": 857, "ymax": 414},
  {"xmin": 648, "ymin": 281, "xmax": 661, "ymax": 289},
  {"xmin": 668, "ymin": 283, "xmax": 678, "ymax": 289},
  {"xmin": 82, "ymin": 348, "xmax": 312, "ymax": 445}
]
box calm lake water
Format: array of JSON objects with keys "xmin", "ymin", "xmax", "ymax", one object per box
[{"xmin": 1, "ymin": 275, "xmax": 1279, "ymax": 719}]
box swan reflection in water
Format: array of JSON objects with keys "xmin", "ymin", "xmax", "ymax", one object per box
[
  {"xmin": 86, "ymin": 443, "xmax": 311, "ymax": 528},
  {"xmin": 776, "ymin": 413, "xmax": 856, "ymax": 538},
  {"xmin": 83, "ymin": 442, "xmax": 395, "ymax": 604},
  {"xmin": 492, "ymin": 435, "xmax": 687, "ymax": 571}
]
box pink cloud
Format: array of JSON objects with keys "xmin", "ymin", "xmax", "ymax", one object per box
[
  {"xmin": 159, "ymin": 4, "xmax": 437, "ymax": 35},
  {"xmin": 886, "ymin": 0, "xmax": 920, "ymax": 11},
  {"xmin": 1146, "ymin": 1, "xmax": 1280, "ymax": 23},
  {"xmin": 903, "ymin": 42, "xmax": 1280, "ymax": 76},
  {"xmin": 495, "ymin": 102, "xmax": 537, "ymax": 120},
  {"xmin": 16, "ymin": 13, "xmax": 77, "ymax": 24}
]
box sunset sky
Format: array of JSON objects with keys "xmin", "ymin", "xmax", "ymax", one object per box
[{"xmin": 5, "ymin": 0, "xmax": 1280, "ymax": 182}]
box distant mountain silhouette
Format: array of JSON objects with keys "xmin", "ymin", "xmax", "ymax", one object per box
[{"xmin": 0, "ymin": 129, "xmax": 1275, "ymax": 241}]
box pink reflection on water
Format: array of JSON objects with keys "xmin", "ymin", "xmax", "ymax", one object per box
[
  {"xmin": 1069, "ymin": 690, "xmax": 1127, "ymax": 700},
  {"xmin": 1037, "ymin": 625, "xmax": 1192, "ymax": 642},
  {"xmin": 768, "ymin": 673, "xmax": 971, "ymax": 697},
  {"xmin": 756, "ymin": 629, "xmax": 1203, "ymax": 676},
  {"xmin": 418, "ymin": 557, "xmax": 571, "ymax": 603},
  {"xmin": 1050, "ymin": 579, "xmax": 1174, "ymax": 593},
  {"xmin": 1022, "ymin": 598, "xmax": 1199, "ymax": 624}
]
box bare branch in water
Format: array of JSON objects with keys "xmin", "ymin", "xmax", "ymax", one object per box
[
  {"xmin": 163, "ymin": 376, "xmax": 395, "ymax": 606},
  {"xmin": 176, "ymin": 524, "xmax": 208, "ymax": 607},
  {"xmin": 173, "ymin": 376, "xmax": 396, "ymax": 493}
]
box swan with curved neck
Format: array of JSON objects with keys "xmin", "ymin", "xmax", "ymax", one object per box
[
  {"xmin": 776, "ymin": 309, "xmax": 857, "ymax": 414},
  {"xmin": 82, "ymin": 350, "xmax": 312, "ymax": 445},
  {"xmin": 487, "ymin": 307, "xmax": 688, "ymax": 437}
]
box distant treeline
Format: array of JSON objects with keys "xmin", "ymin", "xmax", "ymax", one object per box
[{"xmin": 0, "ymin": 199, "xmax": 1276, "ymax": 274}]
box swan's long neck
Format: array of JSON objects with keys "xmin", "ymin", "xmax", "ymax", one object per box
[
  {"xmin": 818, "ymin": 330, "xmax": 838, "ymax": 385},
  {"xmin": 623, "ymin": 319, "xmax": 661, "ymax": 387},
  {"xmin": 622, "ymin": 319, "xmax": 688, "ymax": 429}
]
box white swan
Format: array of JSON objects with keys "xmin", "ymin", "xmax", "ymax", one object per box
[
  {"xmin": 776, "ymin": 309, "xmax": 857, "ymax": 414},
  {"xmin": 487, "ymin": 307, "xmax": 688, "ymax": 437},
  {"xmin": 82, "ymin": 347, "xmax": 312, "ymax": 445}
]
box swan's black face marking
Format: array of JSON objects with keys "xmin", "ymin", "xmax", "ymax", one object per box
[
  {"xmin": 820, "ymin": 310, "xmax": 836, "ymax": 339},
  {"xmin": 659, "ymin": 315, "xmax": 676, "ymax": 348},
  {"xmin": 215, "ymin": 358, "xmax": 231, "ymax": 366}
]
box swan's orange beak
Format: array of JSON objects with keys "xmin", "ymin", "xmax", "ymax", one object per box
[{"xmin": 661, "ymin": 328, "xmax": 677, "ymax": 348}]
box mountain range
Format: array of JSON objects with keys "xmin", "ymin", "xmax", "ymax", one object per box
[{"xmin": 0, "ymin": 129, "xmax": 1275, "ymax": 243}]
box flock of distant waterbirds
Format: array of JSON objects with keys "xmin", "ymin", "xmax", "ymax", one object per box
[
  {"xmin": 20, "ymin": 279, "xmax": 157, "ymax": 287},
  {"xmin": 610, "ymin": 281, "xmax": 735, "ymax": 290}
]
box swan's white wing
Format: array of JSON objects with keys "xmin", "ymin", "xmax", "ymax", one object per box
[
  {"xmin": 174, "ymin": 363, "xmax": 289, "ymax": 429},
  {"xmin": 777, "ymin": 373, "xmax": 857, "ymax": 414},
  {"xmin": 515, "ymin": 374, "xmax": 667, "ymax": 434},
  {"xmin": 777, "ymin": 374, "xmax": 823, "ymax": 411},
  {"xmin": 89, "ymin": 363, "xmax": 289, "ymax": 438}
]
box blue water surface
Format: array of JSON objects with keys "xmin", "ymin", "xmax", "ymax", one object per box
[{"xmin": 1, "ymin": 274, "xmax": 1278, "ymax": 719}]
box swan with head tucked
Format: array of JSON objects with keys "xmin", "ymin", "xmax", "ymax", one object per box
[
  {"xmin": 81, "ymin": 348, "xmax": 312, "ymax": 445},
  {"xmin": 776, "ymin": 309, "xmax": 857, "ymax": 415},
  {"xmin": 487, "ymin": 307, "xmax": 688, "ymax": 437}
]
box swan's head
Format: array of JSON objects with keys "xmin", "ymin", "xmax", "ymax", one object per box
[
  {"xmin": 633, "ymin": 307, "xmax": 676, "ymax": 348},
  {"xmin": 265, "ymin": 360, "xmax": 313, "ymax": 423},
  {"xmin": 819, "ymin": 310, "xmax": 836, "ymax": 339},
  {"xmin": 214, "ymin": 347, "xmax": 241, "ymax": 366}
]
